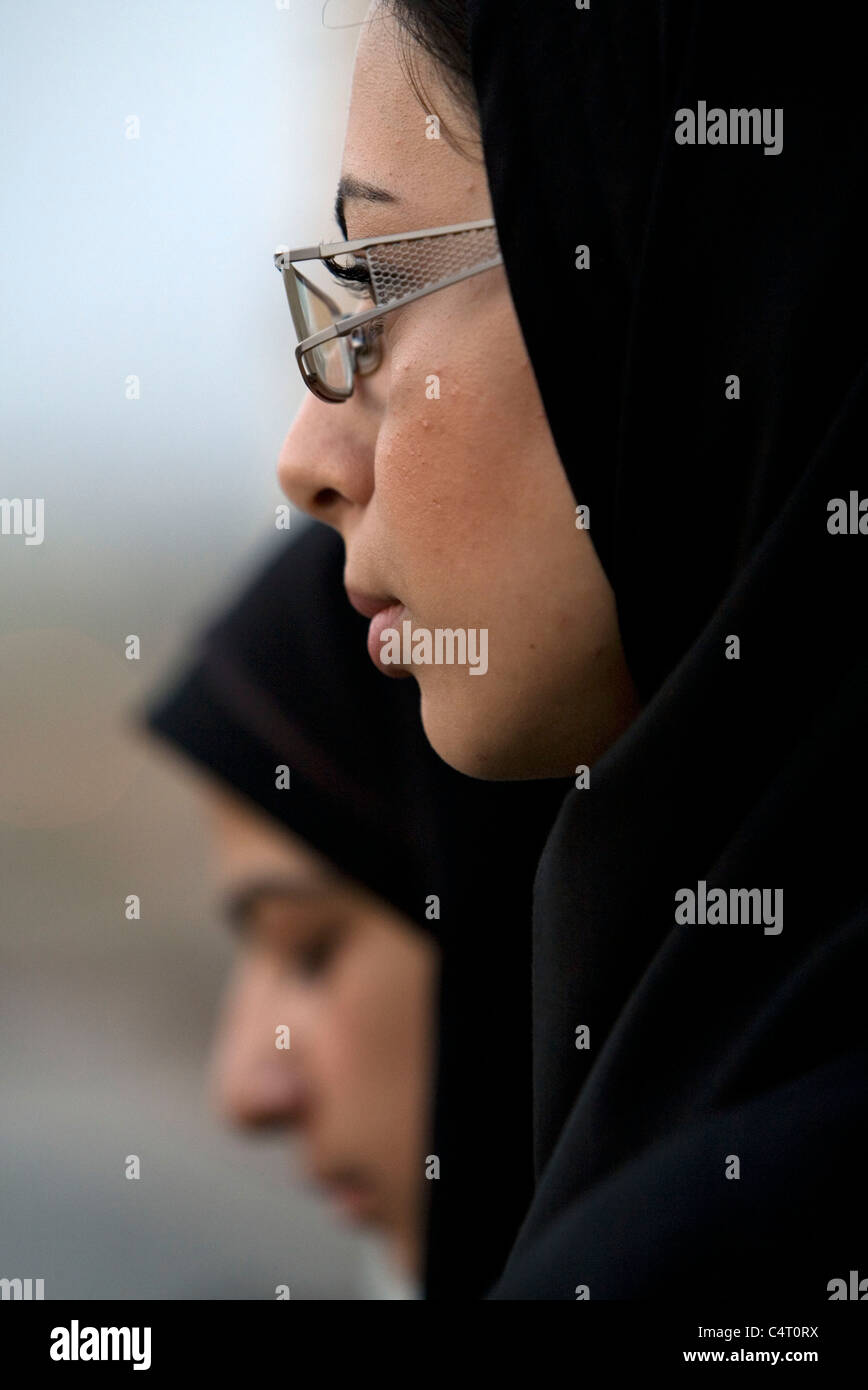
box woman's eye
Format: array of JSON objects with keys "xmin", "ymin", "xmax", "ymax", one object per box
[
  {"xmin": 323, "ymin": 255, "xmax": 373, "ymax": 299},
  {"xmin": 291, "ymin": 926, "xmax": 342, "ymax": 980}
]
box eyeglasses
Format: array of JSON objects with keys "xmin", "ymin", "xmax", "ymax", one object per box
[{"xmin": 273, "ymin": 217, "xmax": 503, "ymax": 402}]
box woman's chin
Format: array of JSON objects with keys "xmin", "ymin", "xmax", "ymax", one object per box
[{"xmin": 417, "ymin": 681, "xmax": 569, "ymax": 782}]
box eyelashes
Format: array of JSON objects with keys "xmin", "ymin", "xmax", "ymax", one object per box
[
  {"xmin": 323, "ymin": 254, "xmax": 374, "ymax": 298},
  {"xmin": 322, "ymin": 254, "xmax": 389, "ymax": 341}
]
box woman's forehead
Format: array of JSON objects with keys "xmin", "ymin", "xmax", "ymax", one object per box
[{"xmin": 341, "ymin": 8, "xmax": 478, "ymax": 235}]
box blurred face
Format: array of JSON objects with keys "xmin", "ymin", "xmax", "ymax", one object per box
[
  {"xmin": 205, "ymin": 787, "xmax": 438, "ymax": 1281},
  {"xmin": 277, "ymin": 1, "xmax": 640, "ymax": 779}
]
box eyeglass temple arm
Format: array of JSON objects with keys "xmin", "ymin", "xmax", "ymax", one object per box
[
  {"xmin": 273, "ymin": 216, "xmax": 498, "ymax": 269},
  {"xmin": 293, "ymin": 254, "xmax": 504, "ymax": 358}
]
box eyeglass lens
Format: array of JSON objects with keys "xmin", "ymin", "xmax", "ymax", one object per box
[{"xmin": 294, "ymin": 272, "xmax": 354, "ymax": 398}]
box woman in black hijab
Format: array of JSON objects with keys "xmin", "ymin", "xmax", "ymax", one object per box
[
  {"xmin": 467, "ymin": 0, "xmax": 868, "ymax": 1300},
  {"xmin": 138, "ymin": 519, "xmax": 564, "ymax": 1297},
  {"xmin": 276, "ymin": 1, "xmax": 868, "ymax": 1298}
]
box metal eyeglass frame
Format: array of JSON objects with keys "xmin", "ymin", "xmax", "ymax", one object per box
[{"xmin": 273, "ymin": 216, "xmax": 503, "ymax": 402}]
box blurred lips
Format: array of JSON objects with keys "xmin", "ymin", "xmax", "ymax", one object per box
[
  {"xmin": 327, "ymin": 1178, "xmax": 378, "ymax": 1221},
  {"xmin": 313, "ymin": 1163, "xmax": 379, "ymax": 1222}
]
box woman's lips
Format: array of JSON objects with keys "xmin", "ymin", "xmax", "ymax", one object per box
[
  {"xmin": 366, "ymin": 602, "xmax": 410, "ymax": 677},
  {"xmin": 326, "ymin": 1179, "xmax": 378, "ymax": 1222},
  {"xmin": 310, "ymin": 1160, "xmax": 380, "ymax": 1223},
  {"xmin": 345, "ymin": 588, "xmax": 411, "ymax": 678}
]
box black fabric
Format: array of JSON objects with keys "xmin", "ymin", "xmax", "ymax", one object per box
[
  {"xmin": 465, "ymin": 0, "xmax": 868, "ymax": 1297},
  {"xmin": 137, "ymin": 519, "xmax": 564, "ymax": 1298}
]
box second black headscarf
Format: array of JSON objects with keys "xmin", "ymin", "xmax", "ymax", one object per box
[{"xmin": 138, "ymin": 520, "xmax": 565, "ymax": 1298}]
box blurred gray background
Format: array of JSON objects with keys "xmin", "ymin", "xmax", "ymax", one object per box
[{"xmin": 0, "ymin": 0, "xmax": 406, "ymax": 1298}]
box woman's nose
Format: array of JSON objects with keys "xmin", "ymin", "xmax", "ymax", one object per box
[
  {"xmin": 208, "ymin": 961, "xmax": 313, "ymax": 1130},
  {"xmin": 277, "ymin": 390, "xmax": 375, "ymax": 529},
  {"xmin": 210, "ymin": 1035, "xmax": 312, "ymax": 1131}
]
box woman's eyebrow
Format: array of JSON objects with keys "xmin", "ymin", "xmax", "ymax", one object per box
[
  {"xmin": 334, "ymin": 173, "xmax": 400, "ymax": 238},
  {"xmin": 219, "ymin": 871, "xmax": 340, "ymax": 935}
]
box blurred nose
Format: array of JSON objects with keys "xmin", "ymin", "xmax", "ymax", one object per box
[
  {"xmin": 215, "ymin": 1050, "xmax": 311, "ymax": 1131},
  {"xmin": 209, "ymin": 961, "xmax": 312, "ymax": 1131},
  {"xmin": 277, "ymin": 387, "xmax": 377, "ymax": 533}
]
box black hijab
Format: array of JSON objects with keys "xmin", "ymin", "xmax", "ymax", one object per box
[
  {"xmin": 136, "ymin": 520, "xmax": 564, "ymax": 1298},
  {"xmin": 467, "ymin": 0, "xmax": 868, "ymax": 1296}
]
